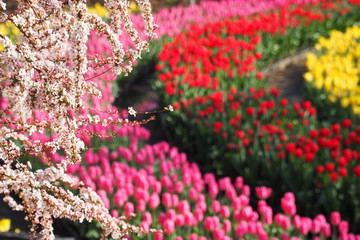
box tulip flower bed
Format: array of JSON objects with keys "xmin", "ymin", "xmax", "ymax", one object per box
[
  {"xmin": 304, "ymin": 25, "xmax": 360, "ymax": 122},
  {"xmin": 2, "ymin": 0, "xmax": 360, "ymax": 239},
  {"xmin": 6, "ymin": 3, "xmax": 360, "ymax": 237},
  {"xmin": 154, "ymin": 0, "xmax": 360, "ymax": 231},
  {"xmin": 66, "ymin": 130, "xmax": 360, "ymax": 239},
  {"xmin": 117, "ymin": 0, "xmax": 357, "ymax": 107}
]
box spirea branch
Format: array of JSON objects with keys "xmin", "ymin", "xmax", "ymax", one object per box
[{"xmin": 0, "ymin": 0, "xmax": 160, "ymax": 239}]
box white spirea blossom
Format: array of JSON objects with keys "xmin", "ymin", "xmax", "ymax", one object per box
[
  {"xmin": 0, "ymin": 0, "xmax": 157, "ymax": 239},
  {"xmin": 128, "ymin": 106, "xmax": 137, "ymax": 117}
]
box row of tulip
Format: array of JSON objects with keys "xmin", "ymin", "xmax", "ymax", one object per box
[
  {"xmin": 1, "ymin": 5, "xmax": 354, "ymax": 239},
  {"xmin": 65, "ymin": 132, "xmax": 360, "ymax": 239},
  {"xmin": 304, "ymin": 25, "xmax": 360, "ymax": 122},
  {"xmin": 38, "ymin": 1, "xmax": 360, "ymax": 237},
  {"xmin": 118, "ymin": 0, "xmax": 360, "ymax": 111},
  {"xmin": 0, "ymin": 0, "xmax": 320, "ymax": 53},
  {"xmin": 1, "ymin": 0, "xmax": 359, "ymax": 238},
  {"xmin": 154, "ymin": 0, "xmax": 360, "ymax": 232},
  {"xmin": 117, "ymin": 0, "xmax": 355, "ymax": 104}
]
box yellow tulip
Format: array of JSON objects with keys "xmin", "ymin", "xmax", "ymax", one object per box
[
  {"xmin": 0, "ymin": 219, "xmax": 11, "ymax": 232},
  {"xmin": 88, "ymin": 3, "xmax": 109, "ymax": 18},
  {"xmin": 304, "ymin": 25, "xmax": 360, "ymax": 115}
]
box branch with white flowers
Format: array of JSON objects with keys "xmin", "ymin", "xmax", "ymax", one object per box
[{"xmin": 0, "ymin": 0, "xmax": 160, "ymax": 239}]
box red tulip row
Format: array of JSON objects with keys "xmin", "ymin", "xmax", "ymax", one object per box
[{"xmin": 156, "ymin": 1, "xmax": 352, "ymax": 97}]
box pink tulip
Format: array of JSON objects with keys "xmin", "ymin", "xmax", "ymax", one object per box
[
  {"xmin": 163, "ymin": 220, "xmax": 175, "ymax": 234},
  {"xmin": 154, "ymin": 232, "xmax": 163, "ymax": 240},
  {"xmin": 196, "ymin": 199, "xmax": 207, "ymax": 212},
  {"xmin": 172, "ymin": 194, "xmax": 179, "ymax": 207},
  {"xmin": 114, "ymin": 189, "xmax": 128, "ymax": 207},
  {"xmin": 66, "ymin": 162, "xmax": 80, "ymax": 174},
  {"xmin": 225, "ymin": 186, "xmax": 237, "ymax": 200},
  {"xmin": 149, "ymin": 193, "xmax": 160, "ymax": 209},
  {"xmin": 152, "ymin": 181, "xmax": 162, "ymax": 193},
  {"xmin": 241, "ymin": 206, "xmax": 254, "ymax": 221},
  {"xmin": 218, "ymin": 177, "xmax": 231, "ymax": 190},
  {"xmin": 162, "ymin": 192, "xmax": 172, "ymax": 208},
  {"xmin": 209, "ymin": 182, "xmax": 219, "ymax": 199},
  {"xmin": 134, "ymin": 188, "xmax": 149, "ymax": 202},
  {"xmin": 166, "ymin": 209, "xmax": 177, "ymax": 221},
  {"xmin": 242, "ymin": 185, "xmax": 251, "ymax": 196},
  {"xmin": 311, "ymin": 218, "xmax": 321, "ymax": 234},
  {"xmin": 339, "ymin": 221, "xmax": 349, "ymax": 234},
  {"xmin": 235, "ymin": 221, "xmax": 248, "ymax": 238},
  {"xmin": 255, "ymin": 186, "xmax": 272, "ymax": 200},
  {"xmin": 194, "ymin": 180, "xmax": 205, "ymax": 192},
  {"xmin": 110, "ymin": 209, "xmax": 118, "ymax": 218},
  {"xmin": 158, "ymin": 212, "xmax": 166, "ymax": 225},
  {"xmin": 175, "ymin": 181, "xmax": 183, "ymax": 193},
  {"xmin": 188, "ymin": 187, "xmax": 198, "ymax": 201},
  {"xmin": 232, "ymin": 197, "xmax": 242, "ymax": 210},
  {"xmin": 182, "ymin": 173, "xmax": 191, "ymax": 185},
  {"xmin": 234, "ymin": 176, "xmax": 244, "ymax": 189},
  {"xmin": 258, "ymin": 200, "xmax": 268, "ymax": 214},
  {"xmin": 321, "ymin": 223, "xmax": 331, "ymax": 237},
  {"xmin": 213, "ymin": 228, "xmax": 225, "ymax": 240},
  {"xmin": 81, "ymin": 175, "xmax": 96, "ymax": 191},
  {"xmin": 263, "ymin": 206, "xmax": 273, "ymax": 225},
  {"xmin": 169, "ymin": 147, "xmax": 179, "ymax": 159},
  {"xmin": 142, "ymin": 211, "xmax": 152, "ymax": 225},
  {"xmin": 140, "ymin": 221, "xmax": 150, "ymax": 231},
  {"xmin": 275, "ymin": 213, "xmax": 290, "ymax": 230},
  {"xmin": 248, "ymin": 221, "xmax": 257, "ymax": 234},
  {"xmin": 88, "ymin": 165, "xmax": 101, "ymax": 180},
  {"xmin": 177, "ymin": 200, "xmax": 191, "ymax": 214},
  {"xmin": 97, "ymin": 175, "xmax": 113, "ymax": 193},
  {"xmin": 194, "ymin": 208, "xmax": 204, "ymax": 222},
  {"xmin": 189, "ymin": 233, "xmax": 198, "ymax": 240},
  {"xmin": 134, "ymin": 173, "xmax": 149, "ymax": 189},
  {"xmin": 160, "ymin": 176, "xmax": 172, "ymax": 191},
  {"xmin": 239, "ymin": 194, "xmax": 250, "ymax": 206},
  {"xmin": 331, "ymin": 212, "xmax": 341, "ymax": 226},
  {"xmin": 124, "ymin": 202, "xmax": 134, "ymax": 217},
  {"xmin": 117, "ymin": 146, "xmax": 132, "ymax": 161},
  {"xmin": 293, "ymin": 215, "xmax": 301, "ymax": 228},
  {"xmin": 184, "ymin": 212, "xmax": 197, "ymax": 227},
  {"xmin": 281, "ymin": 193, "xmax": 296, "ymax": 216},
  {"xmin": 125, "ymin": 183, "xmax": 134, "ymax": 196},
  {"xmin": 281, "ymin": 232, "xmax": 289, "ymax": 240},
  {"xmin": 220, "ymin": 205, "xmax": 230, "ymax": 218},
  {"xmin": 136, "ymin": 200, "xmax": 146, "ymax": 212},
  {"xmin": 96, "ymin": 190, "xmax": 110, "ymax": 209},
  {"xmin": 174, "ymin": 214, "xmax": 185, "ymax": 227},
  {"xmin": 204, "ymin": 217, "xmax": 217, "ymax": 231},
  {"xmin": 110, "ymin": 151, "xmax": 118, "ymax": 160},
  {"xmin": 223, "ymin": 219, "xmax": 232, "ymax": 232},
  {"xmin": 84, "ymin": 149, "xmax": 98, "ymax": 164},
  {"xmin": 258, "ymin": 228, "xmax": 268, "ymax": 240},
  {"xmin": 204, "ymin": 173, "xmax": 216, "ymax": 184},
  {"xmin": 211, "ymin": 200, "xmax": 221, "ymax": 213}
]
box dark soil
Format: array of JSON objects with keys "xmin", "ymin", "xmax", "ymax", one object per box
[{"xmin": 263, "ymin": 49, "xmax": 309, "ymax": 103}]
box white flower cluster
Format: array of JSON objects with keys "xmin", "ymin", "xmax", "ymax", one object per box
[{"xmin": 0, "ymin": 0, "xmax": 157, "ymax": 239}]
